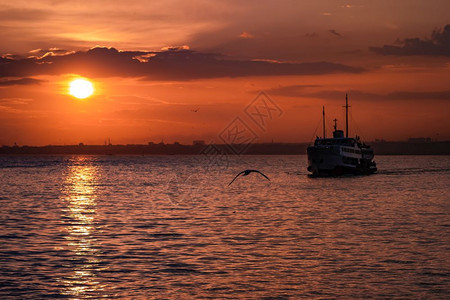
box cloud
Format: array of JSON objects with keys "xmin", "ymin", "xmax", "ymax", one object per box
[
  {"xmin": 0, "ymin": 57, "xmax": 12, "ymax": 63},
  {"xmin": 370, "ymin": 24, "xmax": 450, "ymax": 56},
  {"xmin": 328, "ymin": 29, "xmax": 342, "ymax": 37},
  {"xmin": 27, "ymin": 48, "xmax": 72, "ymax": 58},
  {"xmin": 320, "ymin": 90, "xmax": 450, "ymax": 101},
  {"xmin": 0, "ymin": 46, "xmax": 364, "ymax": 81},
  {"xmin": 239, "ymin": 31, "xmax": 255, "ymax": 39},
  {"xmin": 267, "ymin": 85, "xmax": 321, "ymax": 97},
  {"xmin": 267, "ymin": 86, "xmax": 450, "ymax": 101},
  {"xmin": 0, "ymin": 77, "xmax": 44, "ymax": 86},
  {"xmin": 160, "ymin": 45, "xmax": 190, "ymax": 51},
  {"xmin": 305, "ymin": 32, "xmax": 319, "ymax": 38},
  {"xmin": 384, "ymin": 91, "xmax": 450, "ymax": 101}
]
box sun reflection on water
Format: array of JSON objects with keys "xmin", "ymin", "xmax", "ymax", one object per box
[{"xmin": 60, "ymin": 157, "xmax": 104, "ymax": 298}]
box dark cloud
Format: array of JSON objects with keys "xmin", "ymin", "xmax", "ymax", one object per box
[
  {"xmin": 329, "ymin": 30, "xmax": 342, "ymax": 37},
  {"xmin": 385, "ymin": 91, "xmax": 450, "ymax": 101},
  {"xmin": 0, "ymin": 57, "xmax": 12, "ymax": 63},
  {"xmin": 339, "ymin": 49, "xmax": 363, "ymax": 55},
  {"xmin": 305, "ymin": 32, "xmax": 318, "ymax": 38},
  {"xmin": 314, "ymin": 90, "xmax": 450, "ymax": 101},
  {"xmin": 0, "ymin": 46, "xmax": 364, "ymax": 81},
  {"xmin": 268, "ymin": 86, "xmax": 450, "ymax": 101},
  {"xmin": 267, "ymin": 85, "xmax": 321, "ymax": 97},
  {"xmin": 0, "ymin": 77, "xmax": 44, "ymax": 86},
  {"xmin": 370, "ymin": 24, "xmax": 450, "ymax": 56}
]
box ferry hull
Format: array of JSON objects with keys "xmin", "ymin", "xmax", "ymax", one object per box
[
  {"xmin": 307, "ymin": 146, "xmax": 376, "ymax": 176},
  {"xmin": 307, "ymin": 165, "xmax": 377, "ymax": 176}
]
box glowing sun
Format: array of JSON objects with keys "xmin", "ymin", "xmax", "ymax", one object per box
[{"xmin": 69, "ymin": 78, "xmax": 94, "ymax": 99}]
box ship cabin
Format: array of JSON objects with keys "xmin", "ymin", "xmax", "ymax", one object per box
[{"xmin": 314, "ymin": 130, "xmax": 356, "ymax": 147}]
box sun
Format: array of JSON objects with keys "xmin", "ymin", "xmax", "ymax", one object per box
[{"xmin": 69, "ymin": 78, "xmax": 94, "ymax": 99}]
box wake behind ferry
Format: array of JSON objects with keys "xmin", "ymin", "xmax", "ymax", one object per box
[{"xmin": 307, "ymin": 94, "xmax": 377, "ymax": 176}]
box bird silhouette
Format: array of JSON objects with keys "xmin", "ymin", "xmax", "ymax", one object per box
[{"xmin": 228, "ymin": 169, "xmax": 270, "ymax": 186}]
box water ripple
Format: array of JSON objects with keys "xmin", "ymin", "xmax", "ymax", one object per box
[{"xmin": 0, "ymin": 155, "xmax": 449, "ymax": 298}]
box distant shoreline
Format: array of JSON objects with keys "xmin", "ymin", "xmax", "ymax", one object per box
[{"xmin": 1, "ymin": 141, "xmax": 449, "ymax": 156}]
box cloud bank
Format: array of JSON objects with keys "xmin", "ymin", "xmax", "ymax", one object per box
[
  {"xmin": 370, "ymin": 24, "xmax": 450, "ymax": 56},
  {"xmin": 328, "ymin": 29, "xmax": 342, "ymax": 37},
  {"xmin": 0, "ymin": 77, "xmax": 44, "ymax": 86},
  {"xmin": 269, "ymin": 86, "xmax": 450, "ymax": 101},
  {"xmin": 0, "ymin": 47, "xmax": 364, "ymax": 81}
]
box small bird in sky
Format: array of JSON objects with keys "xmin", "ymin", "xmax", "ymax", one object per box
[
  {"xmin": 191, "ymin": 108, "xmax": 199, "ymax": 112},
  {"xmin": 228, "ymin": 169, "xmax": 270, "ymax": 186}
]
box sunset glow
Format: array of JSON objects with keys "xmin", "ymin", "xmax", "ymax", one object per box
[
  {"xmin": 0, "ymin": 1, "xmax": 449, "ymax": 146},
  {"xmin": 1, "ymin": 2, "xmax": 449, "ymax": 298},
  {"xmin": 69, "ymin": 79, "xmax": 94, "ymax": 99}
]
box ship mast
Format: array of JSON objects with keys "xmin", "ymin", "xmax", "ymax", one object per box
[
  {"xmin": 343, "ymin": 93, "xmax": 351, "ymax": 138},
  {"xmin": 322, "ymin": 106, "xmax": 326, "ymax": 138}
]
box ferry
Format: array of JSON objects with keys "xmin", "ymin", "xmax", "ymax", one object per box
[{"xmin": 307, "ymin": 94, "xmax": 377, "ymax": 176}]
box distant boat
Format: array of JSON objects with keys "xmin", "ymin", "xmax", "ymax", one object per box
[{"xmin": 307, "ymin": 94, "xmax": 377, "ymax": 176}]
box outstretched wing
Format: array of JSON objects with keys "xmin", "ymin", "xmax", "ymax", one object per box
[
  {"xmin": 228, "ymin": 171, "xmax": 245, "ymax": 186},
  {"xmin": 254, "ymin": 170, "xmax": 270, "ymax": 181}
]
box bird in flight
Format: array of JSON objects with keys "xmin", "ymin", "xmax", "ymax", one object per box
[
  {"xmin": 228, "ymin": 169, "xmax": 270, "ymax": 186},
  {"xmin": 191, "ymin": 108, "xmax": 199, "ymax": 112}
]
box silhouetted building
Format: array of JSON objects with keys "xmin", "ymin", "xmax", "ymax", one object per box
[
  {"xmin": 408, "ymin": 137, "xmax": 431, "ymax": 143},
  {"xmin": 193, "ymin": 140, "xmax": 205, "ymax": 146}
]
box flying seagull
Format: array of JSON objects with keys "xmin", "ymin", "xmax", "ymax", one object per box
[{"xmin": 228, "ymin": 169, "xmax": 270, "ymax": 186}]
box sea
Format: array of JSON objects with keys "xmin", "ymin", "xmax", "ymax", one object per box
[{"xmin": 0, "ymin": 155, "xmax": 449, "ymax": 299}]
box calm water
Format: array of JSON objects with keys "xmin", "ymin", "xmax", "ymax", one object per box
[{"xmin": 0, "ymin": 155, "xmax": 449, "ymax": 299}]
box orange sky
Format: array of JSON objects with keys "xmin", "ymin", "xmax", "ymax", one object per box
[{"xmin": 0, "ymin": 0, "xmax": 449, "ymax": 145}]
